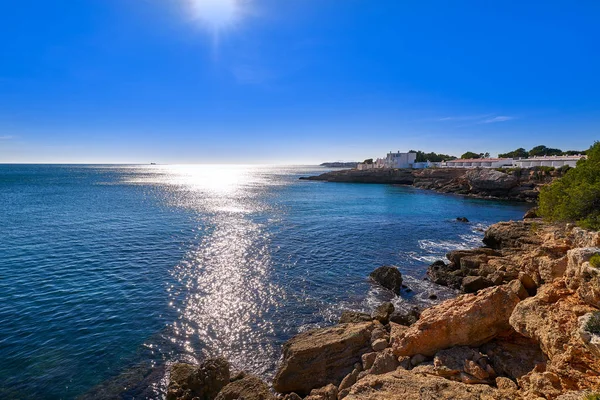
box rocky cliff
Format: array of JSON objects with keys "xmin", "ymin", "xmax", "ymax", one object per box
[
  {"xmin": 167, "ymin": 220, "xmax": 600, "ymax": 400},
  {"xmin": 301, "ymin": 167, "xmax": 562, "ymax": 202}
]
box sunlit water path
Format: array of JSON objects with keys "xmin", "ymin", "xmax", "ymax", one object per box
[{"xmin": 0, "ymin": 165, "xmax": 530, "ymax": 399}]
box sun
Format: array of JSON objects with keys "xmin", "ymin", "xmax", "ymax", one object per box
[{"xmin": 188, "ymin": 0, "xmax": 244, "ymax": 30}]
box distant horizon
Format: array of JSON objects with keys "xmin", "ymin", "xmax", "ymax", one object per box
[{"xmin": 1, "ymin": 1, "xmax": 599, "ymax": 163}]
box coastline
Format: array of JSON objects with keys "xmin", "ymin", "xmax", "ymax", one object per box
[
  {"xmin": 300, "ymin": 167, "xmax": 564, "ymax": 203},
  {"xmin": 166, "ymin": 217, "xmax": 600, "ymax": 399}
]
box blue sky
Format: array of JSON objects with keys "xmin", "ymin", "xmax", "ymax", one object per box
[{"xmin": 0, "ymin": 0, "xmax": 599, "ymax": 163}]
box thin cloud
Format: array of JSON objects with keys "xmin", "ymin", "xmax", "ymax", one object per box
[
  {"xmin": 438, "ymin": 114, "xmax": 515, "ymax": 125},
  {"xmin": 438, "ymin": 114, "xmax": 492, "ymax": 122},
  {"xmin": 481, "ymin": 116, "xmax": 514, "ymax": 124},
  {"xmin": 0, "ymin": 135, "xmax": 13, "ymax": 140}
]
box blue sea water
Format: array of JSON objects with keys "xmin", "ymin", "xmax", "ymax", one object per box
[{"xmin": 0, "ymin": 165, "xmax": 530, "ymax": 399}]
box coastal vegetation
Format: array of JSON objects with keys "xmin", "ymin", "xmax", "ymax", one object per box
[
  {"xmin": 538, "ymin": 142, "xmax": 600, "ymax": 230},
  {"xmin": 586, "ymin": 311, "xmax": 600, "ymax": 335},
  {"xmin": 591, "ymin": 254, "xmax": 600, "ymax": 269},
  {"xmin": 409, "ymin": 150, "xmax": 457, "ymax": 162},
  {"xmin": 499, "ymin": 145, "xmax": 587, "ymax": 158},
  {"xmin": 460, "ymin": 151, "xmax": 490, "ymax": 159}
]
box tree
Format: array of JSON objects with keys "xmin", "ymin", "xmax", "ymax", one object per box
[
  {"xmin": 409, "ymin": 150, "xmax": 457, "ymax": 163},
  {"xmin": 461, "ymin": 152, "xmax": 484, "ymax": 159},
  {"xmin": 539, "ymin": 142, "xmax": 600, "ymax": 230},
  {"xmin": 529, "ymin": 145, "xmax": 563, "ymax": 157},
  {"xmin": 363, "ymin": 158, "xmax": 373, "ymax": 164},
  {"xmin": 498, "ymin": 148, "xmax": 528, "ymax": 158},
  {"xmin": 564, "ymin": 150, "xmax": 587, "ymax": 156}
]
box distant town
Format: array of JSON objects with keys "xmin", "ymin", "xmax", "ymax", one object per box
[{"xmin": 343, "ymin": 145, "xmax": 587, "ymax": 170}]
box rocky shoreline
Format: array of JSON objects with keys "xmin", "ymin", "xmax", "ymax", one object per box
[
  {"xmin": 166, "ymin": 217, "xmax": 600, "ymax": 400},
  {"xmin": 300, "ymin": 167, "xmax": 564, "ymax": 202}
]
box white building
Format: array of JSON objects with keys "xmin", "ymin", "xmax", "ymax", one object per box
[
  {"xmin": 442, "ymin": 158, "xmax": 514, "ymax": 169},
  {"xmin": 512, "ymin": 155, "xmax": 585, "ymax": 168},
  {"xmin": 356, "ymin": 152, "xmax": 417, "ymax": 170},
  {"xmin": 384, "ymin": 151, "xmax": 417, "ymax": 169},
  {"xmin": 412, "ymin": 161, "xmax": 443, "ymax": 169}
]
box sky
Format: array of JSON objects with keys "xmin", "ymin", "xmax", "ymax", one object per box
[{"xmin": 0, "ymin": 0, "xmax": 599, "ymax": 164}]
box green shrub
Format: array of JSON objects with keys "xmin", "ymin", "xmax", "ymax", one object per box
[
  {"xmin": 591, "ymin": 254, "xmax": 600, "ymax": 269},
  {"xmin": 539, "ymin": 142, "xmax": 600, "ymax": 230},
  {"xmin": 585, "ymin": 312, "xmax": 600, "ymax": 335},
  {"xmin": 584, "ymin": 392, "xmax": 600, "ymax": 400}
]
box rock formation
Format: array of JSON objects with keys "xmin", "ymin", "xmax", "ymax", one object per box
[
  {"xmin": 166, "ymin": 220, "xmax": 600, "ymax": 400},
  {"xmin": 301, "ymin": 167, "xmax": 561, "ymax": 202}
]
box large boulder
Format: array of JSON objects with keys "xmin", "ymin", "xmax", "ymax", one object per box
[
  {"xmin": 509, "ymin": 281, "xmax": 596, "ymax": 359},
  {"xmin": 369, "ymin": 266, "xmax": 403, "ymax": 294},
  {"xmin": 215, "ymin": 375, "xmax": 275, "ymax": 400},
  {"xmin": 483, "ymin": 221, "xmax": 541, "ymax": 250},
  {"xmin": 509, "ymin": 281, "xmax": 600, "ymax": 394},
  {"xmin": 167, "ymin": 358, "xmax": 230, "ymax": 400},
  {"xmin": 393, "ymin": 285, "xmax": 520, "ymax": 357},
  {"xmin": 342, "ymin": 368, "xmax": 499, "ymax": 400},
  {"xmin": 466, "ymin": 169, "xmax": 519, "ymax": 192},
  {"xmin": 273, "ymin": 322, "xmax": 375, "ymax": 395}
]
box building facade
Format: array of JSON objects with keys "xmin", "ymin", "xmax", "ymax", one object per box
[
  {"xmin": 384, "ymin": 151, "xmax": 417, "ymax": 169},
  {"xmin": 512, "ymin": 155, "xmax": 585, "ymax": 168},
  {"xmin": 442, "ymin": 158, "xmax": 514, "ymax": 169}
]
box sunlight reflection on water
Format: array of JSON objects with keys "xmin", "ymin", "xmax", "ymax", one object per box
[{"xmin": 129, "ymin": 165, "xmax": 287, "ymax": 375}]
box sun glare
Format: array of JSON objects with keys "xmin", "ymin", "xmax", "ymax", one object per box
[{"xmin": 188, "ymin": 0, "xmax": 244, "ymax": 30}]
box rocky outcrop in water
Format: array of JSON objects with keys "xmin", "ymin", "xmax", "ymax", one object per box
[
  {"xmin": 301, "ymin": 167, "xmax": 561, "ymax": 202},
  {"xmin": 369, "ymin": 266, "xmax": 403, "ymax": 294},
  {"xmin": 167, "ymin": 358, "xmax": 230, "ymax": 400}
]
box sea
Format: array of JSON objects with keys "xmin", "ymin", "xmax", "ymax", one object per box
[{"xmin": 0, "ymin": 164, "xmax": 530, "ymax": 399}]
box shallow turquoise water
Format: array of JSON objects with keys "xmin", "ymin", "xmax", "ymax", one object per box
[{"xmin": 0, "ymin": 165, "xmax": 530, "ymax": 399}]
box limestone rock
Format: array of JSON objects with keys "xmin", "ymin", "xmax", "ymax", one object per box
[
  {"xmin": 371, "ymin": 302, "xmax": 394, "ymax": 324},
  {"xmin": 461, "ymin": 276, "xmax": 494, "ymax": 293},
  {"xmin": 339, "ymin": 311, "xmax": 372, "ymax": 324},
  {"xmin": 466, "ymin": 169, "xmax": 519, "ymax": 192},
  {"xmin": 393, "ymin": 285, "xmax": 520, "ymax": 357},
  {"xmin": 480, "ymin": 336, "xmax": 546, "ymax": 381},
  {"xmin": 371, "ymin": 338, "xmax": 388, "ymax": 352},
  {"xmin": 388, "ymin": 322, "xmax": 408, "ymax": 341},
  {"xmin": 273, "ymin": 322, "xmax": 374, "ymax": 395},
  {"xmin": 342, "ymin": 368, "xmax": 499, "ymax": 400},
  {"xmin": 509, "ymin": 281, "xmax": 600, "ymax": 394},
  {"xmin": 483, "ymin": 221, "xmax": 541, "ymax": 250},
  {"xmin": 338, "ymin": 369, "xmax": 359, "ymax": 392},
  {"xmin": 508, "ymin": 279, "xmax": 529, "ymax": 300},
  {"xmin": 369, "ymin": 349, "xmax": 398, "ymax": 375},
  {"xmin": 426, "ymin": 260, "xmax": 463, "ymax": 289},
  {"xmin": 565, "ymin": 247, "xmax": 600, "ymax": 308},
  {"xmin": 167, "ymin": 358, "xmax": 230, "ymax": 400},
  {"xmin": 495, "ymin": 376, "xmax": 518, "ymax": 391},
  {"xmin": 389, "ymin": 307, "xmax": 421, "ymax": 326},
  {"xmin": 304, "ymin": 384, "xmax": 338, "ymax": 400},
  {"xmin": 361, "ymin": 352, "xmax": 377, "ymax": 370},
  {"xmin": 215, "ymin": 375, "xmax": 275, "ymax": 400},
  {"xmin": 282, "ymin": 394, "xmax": 302, "ymax": 400},
  {"xmin": 369, "ymin": 266, "xmax": 403, "ymax": 294}
]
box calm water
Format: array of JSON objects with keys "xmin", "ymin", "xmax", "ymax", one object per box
[{"xmin": 0, "ymin": 165, "xmax": 530, "ymax": 399}]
